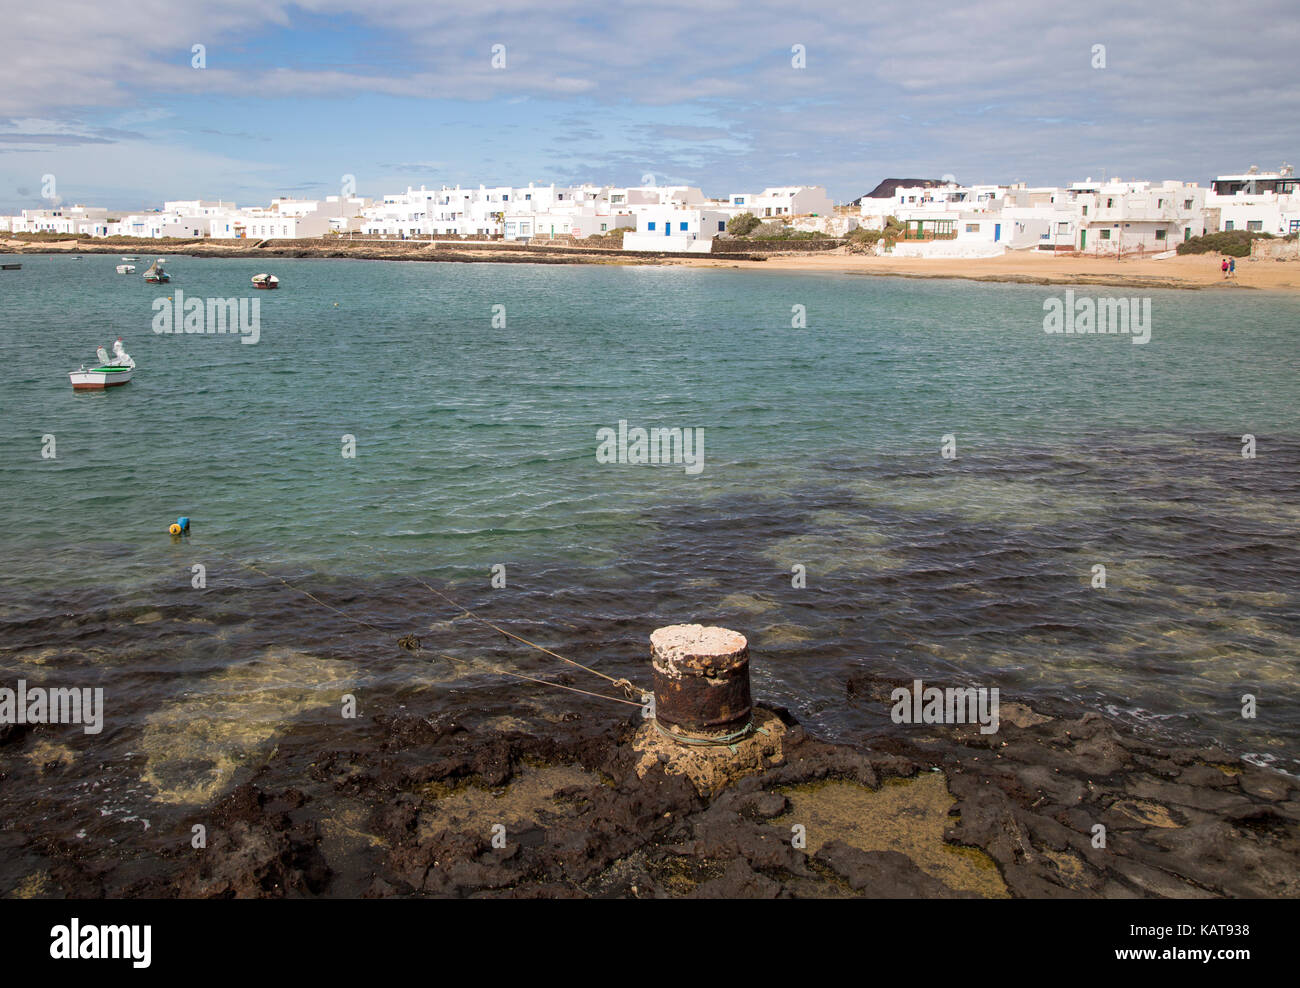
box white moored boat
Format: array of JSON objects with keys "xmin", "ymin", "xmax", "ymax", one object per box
[
  {"xmin": 251, "ymin": 273, "xmax": 279, "ymax": 289},
  {"xmin": 70, "ymin": 339, "xmax": 135, "ymax": 391},
  {"xmin": 116, "ymin": 264, "xmax": 135, "ymax": 274}
]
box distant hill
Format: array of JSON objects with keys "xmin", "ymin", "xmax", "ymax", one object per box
[{"xmin": 850, "ymin": 178, "xmax": 948, "ymax": 206}]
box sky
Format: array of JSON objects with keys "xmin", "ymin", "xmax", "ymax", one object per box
[{"xmin": 2, "ymin": 0, "xmax": 1298, "ymax": 214}]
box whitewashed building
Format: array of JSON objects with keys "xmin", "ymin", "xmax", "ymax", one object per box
[
  {"xmin": 622, "ymin": 205, "xmax": 731, "ymax": 252},
  {"xmin": 10, "ymin": 205, "xmax": 110, "ymax": 235},
  {"xmin": 1068, "ymin": 180, "xmax": 1206, "ymax": 254},
  {"xmin": 731, "ymin": 186, "xmax": 832, "ymax": 218},
  {"xmin": 1205, "ymin": 165, "xmax": 1300, "ymax": 237}
]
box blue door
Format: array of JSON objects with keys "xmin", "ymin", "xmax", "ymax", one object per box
[
  {"xmin": 664, "ymin": 223, "xmax": 670, "ymax": 236},
  {"xmin": 994, "ymin": 223, "xmax": 1001, "ymax": 242}
]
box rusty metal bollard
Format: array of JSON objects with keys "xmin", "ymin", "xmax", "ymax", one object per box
[{"xmin": 650, "ymin": 624, "xmax": 753, "ymax": 744}]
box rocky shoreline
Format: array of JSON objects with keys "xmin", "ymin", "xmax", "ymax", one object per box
[
  {"xmin": 0, "ymin": 235, "xmax": 751, "ymax": 266},
  {"xmin": 19, "ymin": 678, "xmax": 1297, "ymax": 899},
  {"xmin": 6, "ymin": 235, "xmax": 1287, "ymax": 291}
]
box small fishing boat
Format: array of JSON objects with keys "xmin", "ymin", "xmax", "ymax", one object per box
[
  {"xmin": 1, "ymin": 262, "xmax": 20, "ymax": 271},
  {"xmin": 251, "ymin": 273, "xmax": 279, "ymax": 289},
  {"xmin": 143, "ymin": 259, "xmax": 169, "ymax": 283},
  {"xmin": 70, "ymin": 339, "xmax": 135, "ymax": 391},
  {"xmin": 116, "ymin": 264, "xmax": 136, "ymax": 274},
  {"xmin": 121, "ymin": 256, "xmax": 138, "ymax": 261}
]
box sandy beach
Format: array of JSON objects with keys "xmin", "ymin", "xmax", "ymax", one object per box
[
  {"xmin": 6, "ymin": 236, "xmax": 1300, "ymax": 290},
  {"xmin": 676, "ymin": 247, "xmax": 1300, "ymax": 291}
]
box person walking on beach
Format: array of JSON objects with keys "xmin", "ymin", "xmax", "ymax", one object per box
[
  {"xmin": 1229, "ymin": 257, "xmax": 1236, "ymax": 279},
  {"xmin": 1222, "ymin": 258, "xmax": 1229, "ymax": 279}
]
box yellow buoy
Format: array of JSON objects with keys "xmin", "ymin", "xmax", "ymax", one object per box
[{"xmin": 169, "ymin": 523, "xmax": 181, "ymax": 535}]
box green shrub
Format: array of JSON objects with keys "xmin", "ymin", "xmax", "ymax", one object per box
[
  {"xmin": 727, "ymin": 212, "xmax": 760, "ymax": 236},
  {"xmin": 846, "ymin": 227, "xmax": 883, "ymax": 245},
  {"xmin": 1177, "ymin": 229, "xmax": 1273, "ymax": 257},
  {"xmin": 582, "ymin": 227, "xmax": 632, "ymax": 244}
]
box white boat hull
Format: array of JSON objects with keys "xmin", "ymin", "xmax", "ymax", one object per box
[{"xmin": 70, "ymin": 367, "xmax": 132, "ymax": 390}]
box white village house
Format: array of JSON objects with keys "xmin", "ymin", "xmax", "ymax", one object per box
[{"xmin": 3, "ymin": 171, "xmax": 1291, "ymax": 257}]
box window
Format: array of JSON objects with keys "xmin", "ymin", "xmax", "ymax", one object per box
[
  {"xmin": 1184, "ymin": 199, "xmax": 1193, "ymax": 209},
  {"xmin": 1100, "ymin": 229, "xmax": 1111, "ymax": 240},
  {"xmin": 1290, "ymin": 220, "xmax": 1300, "ymax": 234},
  {"xmin": 525, "ymin": 194, "xmax": 531, "ymax": 201},
  {"xmin": 718, "ymin": 221, "xmax": 725, "ymax": 232},
  {"xmin": 1247, "ymin": 220, "xmax": 1263, "ymax": 232},
  {"xmin": 735, "ymin": 197, "xmax": 744, "ymax": 205},
  {"xmin": 965, "ymin": 223, "xmax": 980, "ymax": 233},
  {"xmin": 1082, "ymin": 205, "xmax": 1088, "ymax": 216},
  {"xmin": 600, "ymin": 223, "xmax": 607, "ymax": 232},
  {"xmin": 503, "ymin": 195, "xmax": 509, "ymax": 201},
  {"xmin": 1155, "ymin": 229, "xmax": 1166, "ymax": 241},
  {"xmin": 1106, "ymin": 198, "xmax": 1114, "ymax": 208},
  {"xmin": 1157, "ymin": 199, "xmax": 1163, "ymax": 208},
  {"xmin": 1225, "ymin": 220, "xmax": 1234, "ymax": 231},
  {"xmin": 1057, "ymin": 222, "xmax": 1070, "ymax": 233},
  {"xmin": 679, "ymin": 221, "xmax": 688, "ymax": 231},
  {"xmin": 647, "ymin": 221, "xmax": 656, "ymax": 231}
]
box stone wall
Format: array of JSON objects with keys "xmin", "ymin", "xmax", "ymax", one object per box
[{"xmin": 710, "ymin": 238, "xmax": 843, "ymax": 254}]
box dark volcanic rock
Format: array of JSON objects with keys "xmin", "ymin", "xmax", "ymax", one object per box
[
  {"xmin": 174, "ymin": 785, "xmax": 329, "ymax": 898},
  {"xmin": 20, "ymin": 677, "xmax": 1300, "ymax": 899},
  {"xmin": 814, "ymin": 842, "xmax": 970, "ymax": 897}
]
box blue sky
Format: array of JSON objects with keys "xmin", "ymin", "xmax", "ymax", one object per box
[{"xmin": 2, "ymin": 0, "xmax": 1298, "ymax": 213}]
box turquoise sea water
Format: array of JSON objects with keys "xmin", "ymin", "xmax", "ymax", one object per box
[{"xmin": 0, "ymin": 254, "xmax": 1298, "ymax": 845}]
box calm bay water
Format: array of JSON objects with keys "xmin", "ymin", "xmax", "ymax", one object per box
[{"xmin": 0, "ymin": 254, "xmax": 1298, "ymax": 851}]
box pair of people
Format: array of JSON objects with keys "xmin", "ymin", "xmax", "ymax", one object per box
[{"xmin": 1221, "ymin": 257, "xmax": 1236, "ymax": 279}]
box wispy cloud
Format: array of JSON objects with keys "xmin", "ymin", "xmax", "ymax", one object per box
[{"xmin": 0, "ymin": 0, "xmax": 1295, "ymax": 210}]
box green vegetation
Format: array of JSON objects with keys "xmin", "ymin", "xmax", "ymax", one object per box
[
  {"xmin": 846, "ymin": 227, "xmax": 883, "ymax": 246},
  {"xmin": 1176, "ymin": 229, "xmax": 1273, "ymax": 257},
  {"xmin": 751, "ymin": 222, "xmax": 821, "ymax": 240},
  {"xmin": 582, "ymin": 227, "xmax": 633, "ymax": 245},
  {"xmin": 723, "ymin": 214, "xmax": 824, "ymax": 241},
  {"xmin": 845, "ymin": 217, "xmax": 905, "ymax": 251},
  {"xmin": 726, "ymin": 212, "xmax": 760, "ymax": 236}
]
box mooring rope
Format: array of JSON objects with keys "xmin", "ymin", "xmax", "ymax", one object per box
[
  {"xmin": 237, "ymin": 558, "xmax": 647, "ymax": 708},
  {"xmin": 432, "ymin": 652, "xmax": 644, "ymax": 708},
  {"xmin": 240, "ymin": 561, "xmax": 393, "ymax": 636},
  {"xmin": 411, "ymin": 576, "xmax": 643, "ymax": 697},
  {"xmin": 652, "ymin": 718, "xmax": 755, "ymax": 747}
]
